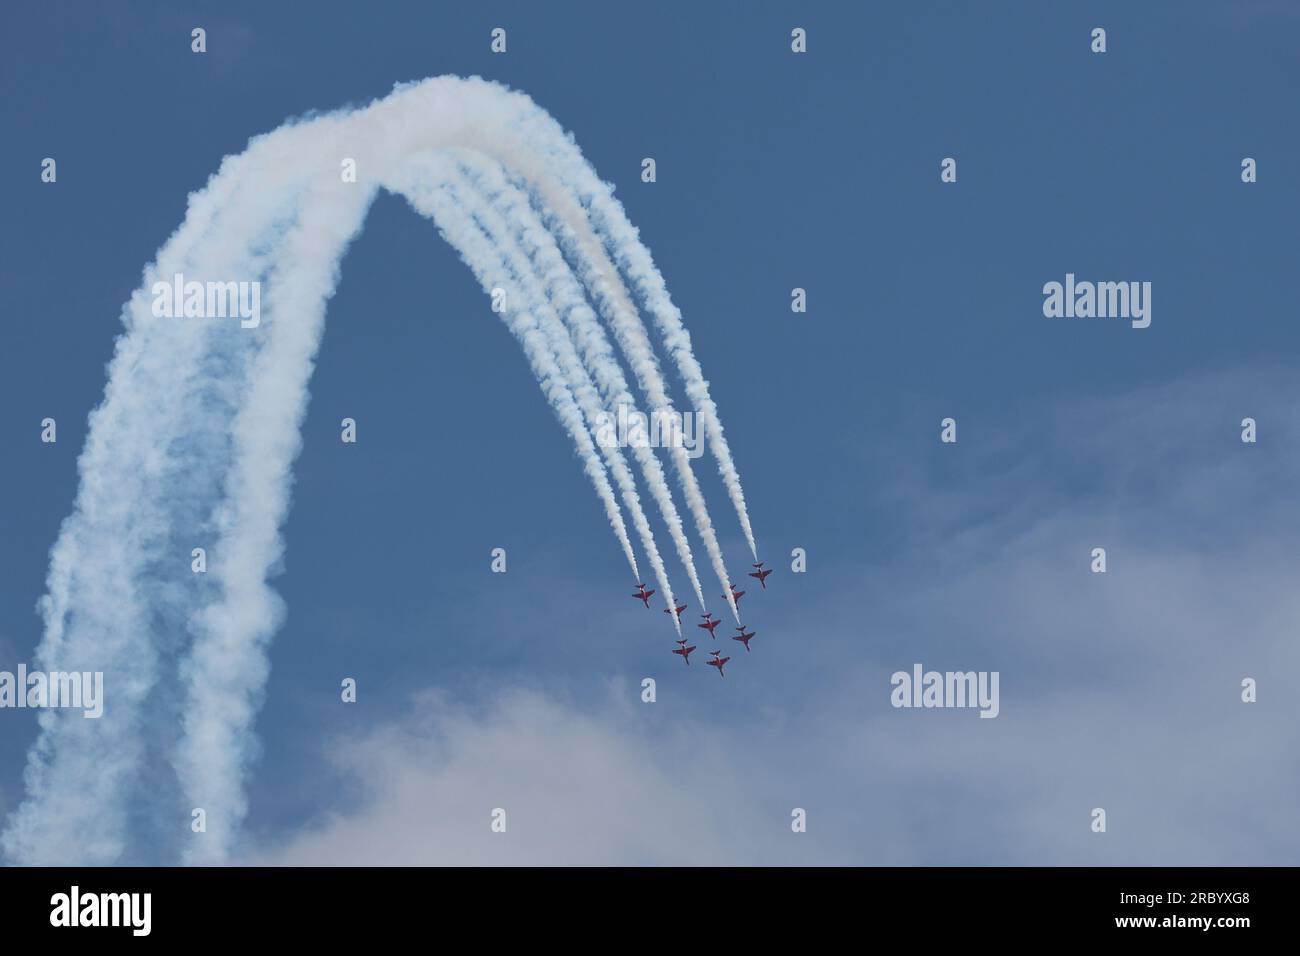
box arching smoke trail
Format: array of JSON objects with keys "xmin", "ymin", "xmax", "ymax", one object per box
[
  {"xmin": 178, "ymin": 179, "xmax": 377, "ymax": 863},
  {"xmin": 446, "ymin": 111, "xmax": 745, "ymax": 618},
  {"xmin": 519, "ymin": 203, "xmax": 742, "ymax": 621},
  {"xmin": 1, "ymin": 143, "xmax": 319, "ymax": 864},
  {"xmin": 4, "ymin": 76, "xmax": 753, "ymax": 865},
  {"xmin": 447, "ymin": 151, "xmax": 712, "ymax": 613},
  {"xmin": 427, "ymin": 179, "xmax": 646, "ymax": 590},
  {"xmin": 384, "ymin": 160, "xmax": 670, "ymax": 630},
  {"xmin": 368, "ymin": 78, "xmax": 750, "ymax": 612},
  {"xmin": 369, "ymin": 78, "xmax": 755, "ymax": 610},
  {"xmin": 391, "ymin": 155, "xmax": 687, "ymax": 632},
  {"xmin": 466, "ymin": 89, "xmax": 758, "ymax": 561},
  {"xmin": 590, "ymin": 214, "xmax": 758, "ymax": 561}
]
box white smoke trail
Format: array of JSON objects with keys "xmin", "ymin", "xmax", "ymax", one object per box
[
  {"xmin": 379, "ymin": 80, "xmax": 757, "ymax": 570},
  {"xmin": 518, "ymin": 201, "xmax": 742, "ymax": 621},
  {"xmin": 432, "ymin": 97, "xmax": 747, "ymax": 619},
  {"xmin": 356, "ymin": 78, "xmax": 753, "ymax": 614},
  {"xmin": 175, "ymin": 140, "xmax": 644, "ymax": 862},
  {"xmin": 176, "ymin": 178, "xmax": 377, "ymax": 863},
  {"xmin": 386, "ymin": 155, "xmax": 682, "ymax": 635},
  {"xmin": 381, "ymin": 159, "xmax": 661, "ymax": 611},
  {"xmin": 1, "ymin": 140, "xmax": 316, "ymax": 865},
  {"xmin": 372, "ymin": 78, "xmax": 750, "ymax": 612},
  {"xmin": 447, "ymin": 154, "xmax": 711, "ymax": 615},
  {"xmin": 4, "ymin": 76, "xmax": 752, "ymax": 865},
  {"xmin": 501, "ymin": 104, "xmax": 759, "ymax": 560}
]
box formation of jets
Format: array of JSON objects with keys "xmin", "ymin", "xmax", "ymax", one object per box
[{"xmin": 631, "ymin": 562, "xmax": 774, "ymax": 678}]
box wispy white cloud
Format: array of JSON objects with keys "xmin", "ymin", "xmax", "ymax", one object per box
[
  {"xmin": 245, "ymin": 686, "xmax": 842, "ymax": 866},
  {"xmin": 250, "ymin": 367, "xmax": 1300, "ymax": 865}
]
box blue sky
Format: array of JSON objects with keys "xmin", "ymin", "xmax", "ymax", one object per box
[{"xmin": 1, "ymin": 1, "xmax": 1298, "ymax": 864}]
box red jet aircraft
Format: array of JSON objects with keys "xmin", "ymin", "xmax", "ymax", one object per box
[
  {"xmin": 663, "ymin": 602, "xmax": 688, "ymax": 620},
  {"xmin": 672, "ymin": 638, "xmax": 696, "ymax": 665},
  {"xmin": 723, "ymin": 584, "xmax": 746, "ymax": 608},
  {"xmin": 748, "ymin": 562, "xmax": 773, "ymax": 589},
  {"xmin": 705, "ymin": 649, "xmax": 731, "ymax": 677},
  {"xmin": 733, "ymin": 626, "xmax": 756, "ymax": 652},
  {"xmin": 697, "ymin": 613, "xmax": 721, "ymax": 638},
  {"xmin": 631, "ymin": 583, "xmax": 656, "ymax": 608}
]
